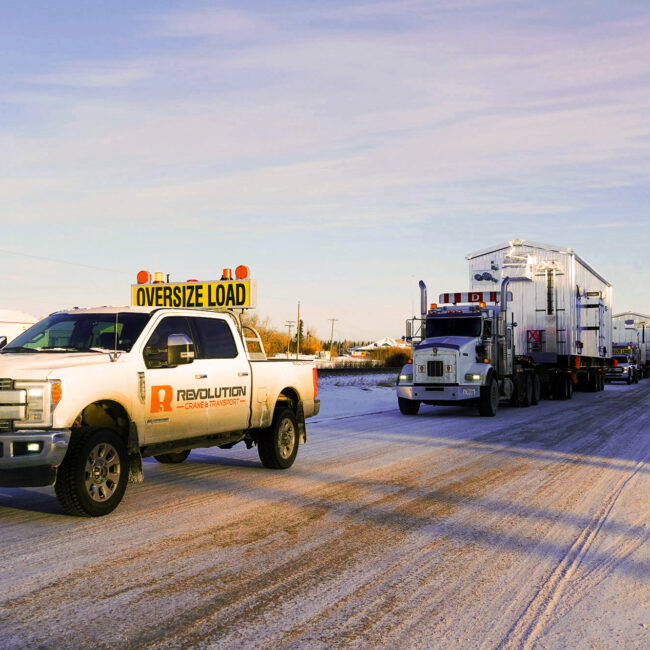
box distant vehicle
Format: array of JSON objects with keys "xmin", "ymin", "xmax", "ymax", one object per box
[
  {"xmin": 606, "ymin": 344, "xmax": 640, "ymax": 384},
  {"xmin": 0, "ymin": 268, "xmax": 319, "ymax": 516},
  {"xmin": 612, "ymin": 312, "xmax": 649, "ymax": 378},
  {"xmin": 397, "ymin": 240, "xmax": 612, "ymax": 416}
]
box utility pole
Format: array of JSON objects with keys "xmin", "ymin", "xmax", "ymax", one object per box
[
  {"xmin": 296, "ymin": 301, "xmax": 301, "ymax": 360},
  {"xmin": 285, "ymin": 320, "xmax": 295, "ymax": 358},
  {"xmin": 328, "ymin": 318, "xmax": 338, "ymax": 360}
]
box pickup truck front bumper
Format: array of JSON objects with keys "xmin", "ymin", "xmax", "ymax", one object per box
[
  {"xmin": 0, "ymin": 429, "xmax": 70, "ymax": 487},
  {"xmin": 397, "ymin": 384, "xmax": 481, "ymax": 403}
]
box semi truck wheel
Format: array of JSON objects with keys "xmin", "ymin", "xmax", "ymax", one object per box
[
  {"xmin": 258, "ymin": 407, "xmax": 298, "ymax": 469},
  {"xmin": 479, "ymin": 378, "xmax": 499, "ymax": 417},
  {"xmin": 556, "ymin": 378, "xmax": 569, "ymax": 400},
  {"xmin": 398, "ymin": 397, "xmax": 420, "ymax": 415},
  {"xmin": 55, "ymin": 428, "xmax": 128, "ymax": 517},
  {"xmin": 154, "ymin": 450, "xmax": 191, "ymax": 464},
  {"xmin": 531, "ymin": 374, "xmax": 541, "ymax": 405},
  {"xmin": 522, "ymin": 374, "xmax": 533, "ymax": 407},
  {"xmin": 567, "ymin": 378, "xmax": 573, "ymax": 399}
]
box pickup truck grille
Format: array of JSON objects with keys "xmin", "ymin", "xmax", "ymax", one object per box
[
  {"xmin": 0, "ymin": 378, "xmax": 12, "ymax": 390},
  {"xmin": 427, "ymin": 360, "xmax": 444, "ymax": 377}
]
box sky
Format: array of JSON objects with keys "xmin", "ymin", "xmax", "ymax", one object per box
[{"xmin": 1, "ymin": 0, "xmax": 649, "ymax": 342}]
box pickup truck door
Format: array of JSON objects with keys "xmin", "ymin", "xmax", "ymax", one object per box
[
  {"xmin": 142, "ymin": 315, "xmax": 209, "ymax": 443},
  {"xmin": 188, "ymin": 316, "xmax": 252, "ymax": 433}
]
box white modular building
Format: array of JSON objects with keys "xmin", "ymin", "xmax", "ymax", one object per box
[
  {"xmin": 0, "ymin": 310, "xmax": 39, "ymax": 344},
  {"xmin": 466, "ymin": 240, "xmax": 612, "ymax": 362}
]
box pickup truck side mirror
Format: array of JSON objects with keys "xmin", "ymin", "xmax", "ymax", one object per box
[
  {"xmin": 0, "ymin": 336, "xmax": 6, "ymax": 350},
  {"xmin": 167, "ymin": 333, "xmax": 195, "ymax": 366}
]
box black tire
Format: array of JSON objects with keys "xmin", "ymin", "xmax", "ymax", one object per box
[
  {"xmin": 531, "ymin": 373, "xmax": 541, "ymax": 405},
  {"xmin": 522, "ymin": 374, "xmax": 533, "ymax": 407},
  {"xmin": 598, "ymin": 373, "xmax": 605, "ymax": 391},
  {"xmin": 567, "ymin": 378, "xmax": 574, "ymax": 399},
  {"xmin": 258, "ymin": 408, "xmax": 299, "ymax": 469},
  {"xmin": 557, "ymin": 378, "xmax": 569, "ymax": 400},
  {"xmin": 398, "ymin": 397, "xmax": 420, "ymax": 415},
  {"xmin": 55, "ymin": 428, "xmax": 128, "ymax": 517},
  {"xmin": 627, "ymin": 374, "xmax": 632, "ymax": 385},
  {"xmin": 154, "ymin": 450, "xmax": 191, "ymax": 464},
  {"xmin": 479, "ymin": 377, "xmax": 499, "ymax": 417}
]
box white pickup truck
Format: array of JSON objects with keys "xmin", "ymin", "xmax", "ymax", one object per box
[{"xmin": 0, "ymin": 306, "xmax": 319, "ymax": 516}]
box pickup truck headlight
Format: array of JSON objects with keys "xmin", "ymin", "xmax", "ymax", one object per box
[
  {"xmin": 464, "ymin": 373, "xmax": 482, "ymax": 382},
  {"xmin": 13, "ymin": 380, "xmax": 62, "ymax": 427}
]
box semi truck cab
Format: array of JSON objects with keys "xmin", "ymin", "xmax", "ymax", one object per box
[{"xmin": 397, "ymin": 288, "xmax": 538, "ymax": 417}]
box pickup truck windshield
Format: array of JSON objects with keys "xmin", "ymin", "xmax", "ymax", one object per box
[
  {"xmin": 2, "ymin": 312, "xmax": 152, "ymax": 353},
  {"xmin": 426, "ymin": 316, "xmax": 482, "ymax": 338}
]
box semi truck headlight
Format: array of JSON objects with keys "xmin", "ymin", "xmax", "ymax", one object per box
[
  {"xmin": 464, "ymin": 373, "xmax": 482, "ymax": 382},
  {"xmin": 398, "ymin": 374, "xmax": 413, "ymax": 385}
]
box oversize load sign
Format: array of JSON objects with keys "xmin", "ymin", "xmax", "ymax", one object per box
[{"xmin": 132, "ymin": 280, "xmax": 256, "ymax": 309}]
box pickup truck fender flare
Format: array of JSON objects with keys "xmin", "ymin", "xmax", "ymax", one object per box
[{"xmin": 273, "ymin": 387, "xmax": 307, "ymax": 444}]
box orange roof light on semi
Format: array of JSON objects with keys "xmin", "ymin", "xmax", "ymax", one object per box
[
  {"xmin": 430, "ymin": 303, "xmax": 437, "ymax": 310},
  {"xmin": 479, "ymin": 302, "xmax": 486, "ymax": 308},
  {"xmin": 137, "ymin": 270, "xmax": 151, "ymax": 285}
]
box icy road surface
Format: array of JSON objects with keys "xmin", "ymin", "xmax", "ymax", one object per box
[{"xmin": 1, "ymin": 375, "xmax": 648, "ymax": 649}]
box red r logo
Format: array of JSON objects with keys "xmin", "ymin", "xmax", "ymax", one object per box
[{"xmin": 151, "ymin": 385, "xmax": 173, "ymax": 412}]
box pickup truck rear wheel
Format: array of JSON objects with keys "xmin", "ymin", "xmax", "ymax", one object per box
[
  {"xmin": 55, "ymin": 428, "xmax": 128, "ymax": 517},
  {"xmin": 154, "ymin": 450, "xmax": 191, "ymax": 464},
  {"xmin": 258, "ymin": 408, "xmax": 298, "ymax": 470},
  {"xmin": 398, "ymin": 397, "xmax": 420, "ymax": 415}
]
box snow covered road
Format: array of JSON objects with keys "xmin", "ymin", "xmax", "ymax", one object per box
[{"xmin": 1, "ymin": 377, "xmax": 648, "ymax": 649}]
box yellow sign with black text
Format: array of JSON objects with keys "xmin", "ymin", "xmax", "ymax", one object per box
[{"xmin": 131, "ymin": 280, "xmax": 256, "ymax": 309}]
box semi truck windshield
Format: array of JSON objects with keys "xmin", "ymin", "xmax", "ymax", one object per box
[{"xmin": 426, "ymin": 316, "xmax": 482, "ymax": 338}]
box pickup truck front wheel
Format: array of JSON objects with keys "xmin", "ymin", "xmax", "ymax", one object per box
[
  {"xmin": 55, "ymin": 428, "xmax": 128, "ymax": 517},
  {"xmin": 258, "ymin": 408, "xmax": 298, "ymax": 470}
]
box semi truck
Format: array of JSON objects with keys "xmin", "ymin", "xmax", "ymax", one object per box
[
  {"xmin": 397, "ymin": 240, "xmax": 612, "ymax": 416},
  {"xmin": 0, "ymin": 267, "xmax": 320, "ymax": 516},
  {"xmin": 612, "ymin": 312, "xmax": 649, "ymax": 378}
]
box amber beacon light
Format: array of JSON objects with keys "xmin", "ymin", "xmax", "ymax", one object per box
[{"xmin": 235, "ymin": 265, "xmax": 250, "ymax": 280}]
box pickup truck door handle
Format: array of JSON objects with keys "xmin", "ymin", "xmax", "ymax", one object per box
[
  {"xmin": 238, "ymin": 371, "xmax": 249, "ymax": 376},
  {"xmin": 195, "ymin": 374, "xmax": 208, "ymax": 379}
]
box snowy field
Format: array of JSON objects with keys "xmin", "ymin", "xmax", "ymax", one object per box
[{"xmin": 0, "ymin": 376, "xmax": 648, "ymax": 649}]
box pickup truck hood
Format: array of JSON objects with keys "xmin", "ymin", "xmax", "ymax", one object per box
[
  {"xmin": 0, "ymin": 352, "xmax": 115, "ymax": 379},
  {"xmin": 415, "ymin": 336, "xmax": 477, "ymax": 356}
]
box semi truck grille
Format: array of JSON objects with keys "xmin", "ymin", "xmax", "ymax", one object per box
[
  {"xmin": 0, "ymin": 378, "xmax": 12, "ymax": 390},
  {"xmin": 427, "ymin": 360, "xmax": 444, "ymax": 377}
]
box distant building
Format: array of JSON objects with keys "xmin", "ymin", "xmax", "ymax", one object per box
[
  {"xmin": 0, "ymin": 310, "xmax": 39, "ymax": 343},
  {"xmin": 349, "ymin": 337, "xmax": 409, "ymax": 357}
]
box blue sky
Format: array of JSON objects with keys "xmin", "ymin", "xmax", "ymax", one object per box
[{"xmin": 2, "ymin": 0, "xmax": 649, "ymax": 341}]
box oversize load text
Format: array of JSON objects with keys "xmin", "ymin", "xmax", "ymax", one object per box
[{"xmin": 132, "ymin": 282, "xmax": 252, "ymax": 308}]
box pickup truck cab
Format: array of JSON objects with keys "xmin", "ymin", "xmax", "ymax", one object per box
[{"xmin": 0, "ymin": 306, "xmax": 319, "ymax": 516}]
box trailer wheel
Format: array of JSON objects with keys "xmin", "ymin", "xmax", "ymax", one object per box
[
  {"xmin": 154, "ymin": 450, "xmax": 191, "ymax": 464},
  {"xmin": 567, "ymin": 378, "xmax": 573, "ymax": 399},
  {"xmin": 556, "ymin": 378, "xmax": 569, "ymax": 400},
  {"xmin": 54, "ymin": 428, "xmax": 128, "ymax": 517},
  {"xmin": 598, "ymin": 373, "xmax": 605, "ymax": 391},
  {"xmin": 258, "ymin": 407, "xmax": 298, "ymax": 470},
  {"xmin": 398, "ymin": 397, "xmax": 420, "ymax": 415},
  {"xmin": 479, "ymin": 378, "xmax": 499, "ymax": 417},
  {"xmin": 531, "ymin": 373, "xmax": 541, "ymax": 405}
]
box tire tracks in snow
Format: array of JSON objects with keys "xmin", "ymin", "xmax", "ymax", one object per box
[{"xmin": 497, "ymin": 456, "xmax": 647, "ymax": 650}]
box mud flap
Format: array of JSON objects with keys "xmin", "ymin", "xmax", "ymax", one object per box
[
  {"xmin": 296, "ymin": 401, "xmax": 307, "ymax": 444},
  {"xmin": 127, "ymin": 422, "xmax": 144, "ymax": 484}
]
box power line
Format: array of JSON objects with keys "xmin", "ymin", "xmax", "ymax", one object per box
[{"xmin": 0, "ymin": 248, "xmax": 129, "ymax": 274}]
